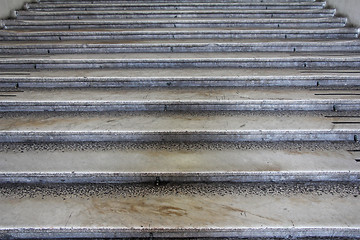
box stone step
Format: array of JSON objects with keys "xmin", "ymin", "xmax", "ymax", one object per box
[
  {"xmin": 1, "ymin": 142, "xmax": 360, "ymax": 183},
  {"xmin": 39, "ymin": 0, "xmax": 317, "ymax": 3},
  {"xmin": 1, "ymin": 68, "xmax": 360, "ymax": 88},
  {"xmin": 0, "ymin": 87, "xmax": 359, "ymax": 111},
  {"xmin": 1, "ymin": 39, "xmax": 360, "ymax": 54},
  {"xmin": 1, "ymin": 0, "xmax": 359, "ymax": 238},
  {"xmin": 15, "ymin": 9, "xmax": 336, "ymax": 20},
  {"xmin": 0, "ymin": 111, "xmax": 359, "ymax": 142},
  {"xmin": 0, "ymin": 52, "xmax": 360, "ymax": 69},
  {"xmin": 1, "ymin": 17, "xmax": 346, "ymax": 30},
  {"xmin": 25, "ymin": 2, "xmax": 326, "ymax": 11},
  {"xmin": 1, "ymin": 28, "xmax": 357, "ymax": 41},
  {"xmin": 0, "ymin": 182, "xmax": 359, "ymax": 239}
]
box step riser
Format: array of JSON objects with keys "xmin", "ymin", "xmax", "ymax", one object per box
[
  {"xmin": 16, "ymin": 12, "xmax": 335, "ymax": 20},
  {"xmin": 0, "ymin": 131, "xmax": 358, "ymax": 143},
  {"xmin": 2, "ymin": 22, "xmax": 345, "ymax": 30},
  {"xmin": 2, "ymin": 227, "xmax": 360, "ymax": 239},
  {"xmin": 2, "ymin": 45, "xmax": 360, "ymax": 54},
  {"xmin": 2, "ymin": 173, "xmax": 359, "ymax": 184},
  {"xmin": 1, "ymin": 60, "xmax": 360, "ymax": 69},
  {"xmin": 1, "ymin": 101, "xmax": 359, "ymax": 112},
  {"xmin": 2, "ymin": 77, "xmax": 360, "ymax": 88}
]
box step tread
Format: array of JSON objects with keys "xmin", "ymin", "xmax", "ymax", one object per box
[
  {"xmin": 1, "ymin": 142, "xmax": 359, "ymax": 183},
  {"xmin": 1, "ymin": 28, "xmax": 357, "ymax": 42},
  {"xmin": 3, "ymin": 27, "xmax": 356, "ymax": 34},
  {"xmin": 2, "ymin": 22, "xmax": 345, "ymax": 31},
  {"xmin": 1, "ymin": 88, "xmax": 360, "ymax": 102},
  {"xmin": 3, "ymin": 38, "xmax": 359, "ymax": 47},
  {"xmin": 2, "ymin": 27, "xmax": 357, "ymax": 41},
  {"xmin": 16, "ymin": 9, "xmax": 335, "ymax": 20},
  {"xmin": 1, "ymin": 52, "xmax": 360, "ymax": 60},
  {"xmin": 28, "ymin": 2, "xmax": 325, "ymax": 7},
  {"xmin": 39, "ymin": 0, "xmax": 317, "ymax": 3},
  {"xmin": 2, "ymin": 18, "xmax": 346, "ymax": 30},
  {"xmin": 1, "ymin": 52, "xmax": 359, "ymax": 69},
  {"xmin": 2, "ymin": 68, "xmax": 360, "ymax": 88},
  {"xmin": 0, "ymin": 182, "xmax": 359, "ymax": 239},
  {"xmin": 0, "ymin": 67, "xmax": 358, "ymax": 77},
  {"xmin": 0, "ymin": 112, "xmax": 359, "ymax": 131},
  {"xmin": 18, "ymin": 9, "xmax": 334, "ymax": 15},
  {"xmin": 39, "ymin": 0, "xmax": 317, "ymax": 2},
  {"xmin": 5, "ymin": 17, "xmax": 344, "ymax": 24}
]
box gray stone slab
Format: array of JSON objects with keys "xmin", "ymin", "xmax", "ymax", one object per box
[
  {"xmin": 1, "ymin": 142, "xmax": 360, "ymax": 183},
  {"xmin": 0, "ymin": 111, "xmax": 359, "ymax": 142},
  {"xmin": 1, "ymin": 28, "xmax": 357, "ymax": 40},
  {"xmin": 1, "ymin": 18, "xmax": 346, "ymax": 30},
  {"xmin": 2, "ymin": 39, "xmax": 360, "ymax": 54},
  {"xmin": 0, "ymin": 87, "xmax": 359, "ymax": 111},
  {"xmin": 26, "ymin": 2, "xmax": 326, "ymax": 11},
  {"xmin": 0, "ymin": 182, "xmax": 359, "ymax": 238},
  {"xmin": 1, "ymin": 52, "xmax": 360, "ymax": 69},
  {"xmin": 39, "ymin": 0, "xmax": 317, "ymax": 3},
  {"xmin": 1, "ymin": 74, "xmax": 360, "ymax": 88},
  {"xmin": 15, "ymin": 9, "xmax": 336, "ymax": 20},
  {"xmin": 1, "ymin": 68, "xmax": 359, "ymax": 87}
]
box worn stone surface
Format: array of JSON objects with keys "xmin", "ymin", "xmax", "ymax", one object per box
[{"xmin": 0, "ymin": 0, "xmax": 359, "ymax": 238}]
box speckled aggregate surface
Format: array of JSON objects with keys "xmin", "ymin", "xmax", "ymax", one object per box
[
  {"xmin": 1, "ymin": 0, "xmax": 360, "ymax": 238},
  {"xmin": 0, "ymin": 181, "xmax": 359, "ymax": 238}
]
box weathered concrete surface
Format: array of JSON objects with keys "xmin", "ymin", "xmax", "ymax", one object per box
[
  {"xmin": 0, "ymin": 87, "xmax": 360, "ymax": 111},
  {"xmin": 0, "ymin": 182, "xmax": 359, "ymax": 239},
  {"xmin": 2, "ymin": 39, "xmax": 360, "ymax": 55},
  {"xmin": 0, "ymin": 111, "xmax": 358, "ymax": 131},
  {"xmin": 0, "ymin": 0, "xmax": 28, "ymax": 19},
  {"xmin": 1, "ymin": 142, "xmax": 360, "ymax": 183},
  {"xmin": 327, "ymin": 0, "xmax": 360, "ymax": 27},
  {"xmin": 15, "ymin": 9, "xmax": 336, "ymax": 20},
  {"xmin": 2, "ymin": 68, "xmax": 360, "ymax": 88},
  {"xmin": 0, "ymin": 0, "xmax": 359, "ymax": 238},
  {"xmin": 0, "ymin": 111, "xmax": 359, "ymax": 142},
  {"xmin": 1, "ymin": 28, "xmax": 358, "ymax": 41},
  {"xmin": 0, "ymin": 87, "xmax": 359, "ymax": 101},
  {"xmin": 1, "ymin": 52, "xmax": 360, "ymax": 69}
]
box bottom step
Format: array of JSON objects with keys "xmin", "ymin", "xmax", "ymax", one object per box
[{"xmin": 0, "ymin": 182, "xmax": 359, "ymax": 239}]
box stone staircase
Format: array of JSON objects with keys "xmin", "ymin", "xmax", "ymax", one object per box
[{"xmin": 0, "ymin": 0, "xmax": 360, "ymax": 239}]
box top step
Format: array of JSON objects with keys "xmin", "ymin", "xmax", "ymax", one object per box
[
  {"xmin": 24, "ymin": 2, "xmax": 326, "ymax": 11},
  {"xmin": 37, "ymin": 0, "xmax": 317, "ymax": 3}
]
